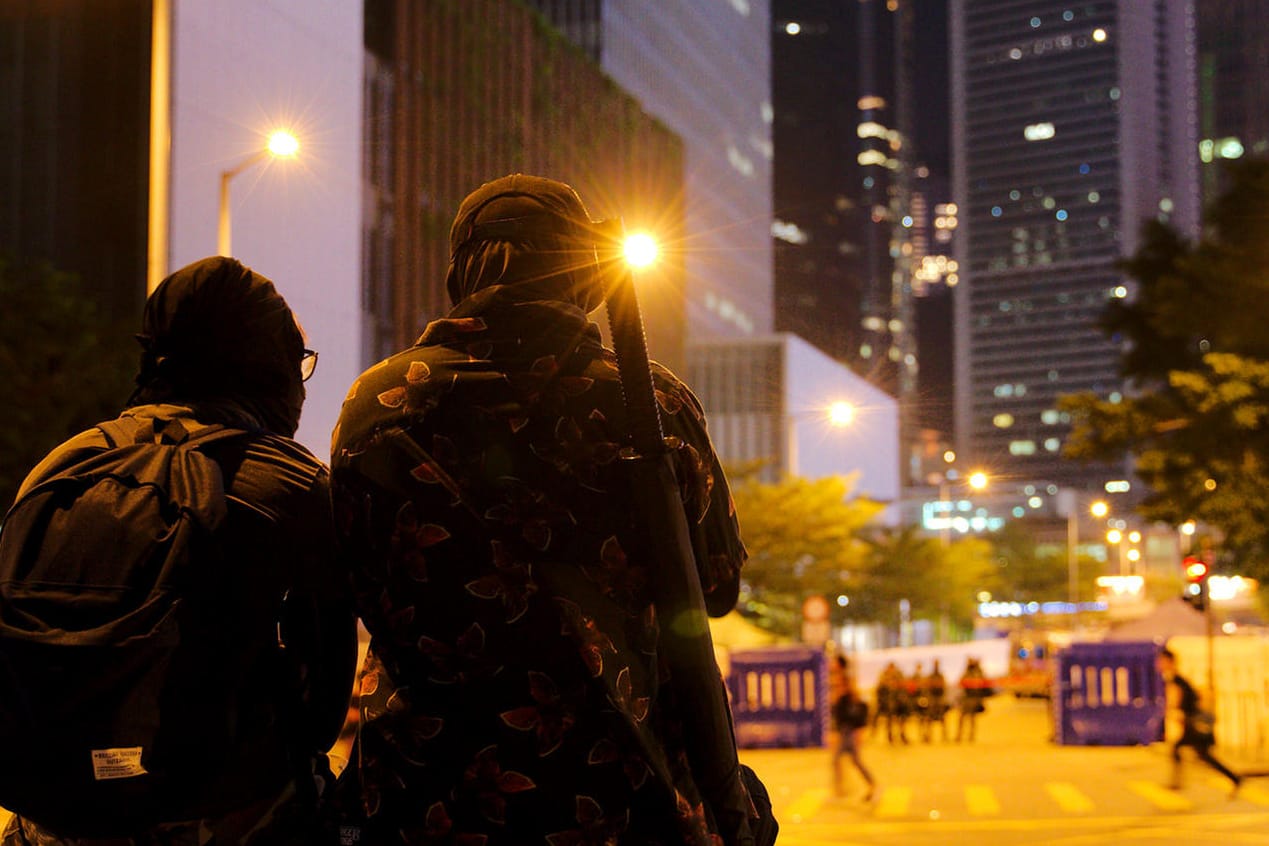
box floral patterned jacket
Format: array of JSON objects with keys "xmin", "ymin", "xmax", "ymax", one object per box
[{"xmin": 330, "ymin": 287, "xmax": 747, "ymax": 845}]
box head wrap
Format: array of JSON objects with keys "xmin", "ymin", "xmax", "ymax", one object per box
[
  {"xmin": 128, "ymin": 256, "xmax": 306, "ymax": 436},
  {"xmin": 445, "ymin": 174, "xmax": 610, "ymax": 313}
]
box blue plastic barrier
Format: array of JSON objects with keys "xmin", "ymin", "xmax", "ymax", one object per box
[
  {"xmin": 1054, "ymin": 641, "xmax": 1165, "ymax": 746},
  {"xmin": 726, "ymin": 646, "xmax": 828, "ymax": 748}
]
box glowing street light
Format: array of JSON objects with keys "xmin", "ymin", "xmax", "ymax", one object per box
[
  {"xmin": 622, "ymin": 231, "xmax": 658, "ymax": 269},
  {"xmin": 968, "ymin": 471, "xmax": 988, "ymax": 491},
  {"xmin": 217, "ymin": 129, "xmax": 300, "ymax": 257},
  {"xmin": 828, "ymin": 401, "xmax": 856, "ymax": 427},
  {"xmin": 786, "ymin": 400, "xmax": 855, "ymax": 477}
]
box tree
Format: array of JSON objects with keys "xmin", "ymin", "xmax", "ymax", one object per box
[
  {"xmin": 857, "ymin": 526, "xmax": 996, "ymax": 641},
  {"xmin": 0, "ymin": 256, "xmax": 135, "ymax": 508},
  {"xmin": 1061, "ymin": 159, "xmax": 1269, "ymax": 578},
  {"xmin": 729, "ymin": 469, "xmax": 884, "ymax": 639}
]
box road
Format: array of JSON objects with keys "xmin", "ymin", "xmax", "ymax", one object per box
[
  {"xmin": 2, "ymin": 697, "xmax": 1262, "ymax": 843},
  {"xmin": 742, "ymin": 696, "xmax": 1269, "ymax": 845}
]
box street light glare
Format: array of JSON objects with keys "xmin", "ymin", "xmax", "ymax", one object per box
[
  {"xmin": 623, "ymin": 232, "xmax": 658, "ymax": 268},
  {"xmin": 267, "ymin": 130, "xmax": 300, "ymax": 158},
  {"xmin": 1090, "ymin": 500, "xmax": 1109, "ymax": 518},
  {"xmin": 828, "ymin": 401, "xmax": 855, "ymax": 426},
  {"xmin": 968, "ymin": 471, "xmax": 988, "ymax": 490}
]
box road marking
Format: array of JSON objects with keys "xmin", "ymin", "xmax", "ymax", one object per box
[
  {"xmin": 784, "ymin": 787, "xmax": 830, "ymax": 823},
  {"xmin": 1046, "ymin": 781, "xmax": 1096, "ymax": 813},
  {"xmin": 874, "ymin": 785, "xmax": 911, "ymax": 817},
  {"xmin": 965, "ymin": 784, "xmax": 1002, "ymax": 815},
  {"xmin": 1129, "ymin": 780, "xmax": 1193, "ymax": 810}
]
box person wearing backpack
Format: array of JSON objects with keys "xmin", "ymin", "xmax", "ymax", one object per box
[{"xmin": 0, "ymin": 256, "xmax": 357, "ymax": 845}]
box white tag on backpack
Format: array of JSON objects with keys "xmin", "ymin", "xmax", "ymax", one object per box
[{"xmin": 91, "ymin": 747, "xmax": 147, "ymax": 780}]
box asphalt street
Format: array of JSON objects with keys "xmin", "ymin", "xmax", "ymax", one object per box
[
  {"xmin": 742, "ymin": 695, "xmax": 1269, "ymax": 846},
  {"xmin": 2, "ymin": 697, "xmax": 1263, "ymax": 843}
]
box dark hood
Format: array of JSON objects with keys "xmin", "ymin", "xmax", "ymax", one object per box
[{"xmin": 128, "ymin": 256, "xmax": 306, "ymax": 436}]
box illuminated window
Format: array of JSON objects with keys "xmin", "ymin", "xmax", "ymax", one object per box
[
  {"xmin": 857, "ymin": 121, "xmax": 889, "ymax": 139},
  {"xmin": 1045, "ymin": 438, "xmax": 1061, "ymax": 451},
  {"xmin": 1041, "ymin": 409, "xmax": 1060, "ymax": 425},
  {"xmin": 1218, "ymin": 137, "xmax": 1245, "ymax": 159},
  {"xmin": 1009, "ymin": 47, "xmax": 1023, "ymax": 60},
  {"xmin": 1011, "ymin": 441, "xmax": 1036, "ymax": 456},
  {"xmin": 784, "ymin": 21, "xmax": 800, "ymax": 35},
  {"xmin": 1055, "ymin": 209, "xmax": 1068, "ymax": 221},
  {"xmin": 858, "ymin": 95, "xmax": 887, "ymax": 111},
  {"xmin": 1092, "ymin": 28, "xmax": 1107, "ymax": 42},
  {"xmin": 1024, "ymin": 122, "xmax": 1055, "ymax": 141},
  {"xmin": 858, "ymin": 150, "xmax": 887, "ymax": 167},
  {"xmin": 1088, "ymin": 191, "xmax": 1100, "ymax": 203},
  {"xmin": 993, "ymin": 413, "xmax": 1015, "ymax": 428}
]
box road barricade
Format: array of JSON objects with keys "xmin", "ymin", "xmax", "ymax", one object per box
[
  {"xmin": 1054, "ymin": 641, "xmax": 1164, "ymax": 746},
  {"xmin": 726, "ymin": 646, "xmax": 827, "ymax": 748}
]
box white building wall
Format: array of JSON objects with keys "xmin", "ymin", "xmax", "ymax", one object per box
[
  {"xmin": 601, "ymin": 0, "xmax": 774, "ymax": 340},
  {"xmin": 167, "ymin": 0, "xmax": 363, "ymax": 455},
  {"xmin": 784, "ymin": 334, "xmax": 900, "ymax": 505}
]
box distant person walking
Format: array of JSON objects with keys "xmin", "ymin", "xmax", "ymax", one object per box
[
  {"xmin": 955, "ymin": 657, "xmax": 990, "ymax": 743},
  {"xmin": 831, "ymin": 657, "xmax": 876, "ymax": 801},
  {"xmin": 1157, "ymin": 647, "xmax": 1241, "ymax": 795}
]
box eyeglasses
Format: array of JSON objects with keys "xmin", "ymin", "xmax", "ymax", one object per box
[{"xmin": 300, "ymin": 349, "xmax": 319, "ymax": 382}]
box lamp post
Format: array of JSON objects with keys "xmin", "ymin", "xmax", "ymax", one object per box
[
  {"xmin": 933, "ymin": 454, "xmax": 986, "ymax": 547},
  {"xmin": 1066, "ymin": 498, "xmax": 1108, "ymax": 615},
  {"xmin": 217, "ymin": 130, "xmax": 299, "ymax": 257}
]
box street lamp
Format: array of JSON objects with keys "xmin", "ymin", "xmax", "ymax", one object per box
[
  {"xmin": 1067, "ymin": 498, "xmax": 1109, "ymax": 610},
  {"xmin": 785, "ymin": 401, "xmax": 855, "ymax": 477},
  {"xmin": 217, "ymin": 129, "xmax": 300, "ymax": 257},
  {"xmin": 933, "ymin": 459, "xmax": 988, "ymax": 547}
]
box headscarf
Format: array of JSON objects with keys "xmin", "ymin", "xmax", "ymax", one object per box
[
  {"xmin": 128, "ymin": 256, "xmax": 306, "ymax": 436},
  {"xmin": 445, "ymin": 174, "xmax": 612, "ymax": 313}
]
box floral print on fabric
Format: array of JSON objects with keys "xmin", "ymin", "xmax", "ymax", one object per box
[{"xmin": 332, "ymin": 293, "xmax": 746, "ymax": 845}]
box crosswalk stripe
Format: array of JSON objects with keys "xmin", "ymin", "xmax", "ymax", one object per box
[
  {"xmin": 1046, "ymin": 781, "xmax": 1096, "ymax": 813},
  {"xmin": 1128, "ymin": 780, "xmax": 1193, "ymax": 810},
  {"xmin": 784, "ymin": 787, "xmax": 830, "ymax": 823},
  {"xmin": 875, "ymin": 785, "xmax": 912, "ymax": 817},
  {"xmin": 965, "ymin": 784, "xmax": 1002, "ymax": 815}
]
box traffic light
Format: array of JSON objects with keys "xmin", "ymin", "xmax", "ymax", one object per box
[{"xmin": 1183, "ymin": 555, "xmax": 1209, "ymax": 611}]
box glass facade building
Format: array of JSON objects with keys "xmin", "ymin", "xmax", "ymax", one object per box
[
  {"xmin": 526, "ymin": 0, "xmax": 774, "ymax": 343},
  {"xmin": 950, "ymin": 0, "xmax": 1199, "ymax": 490}
]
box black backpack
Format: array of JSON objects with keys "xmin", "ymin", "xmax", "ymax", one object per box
[{"xmin": 0, "ymin": 416, "xmax": 249, "ymax": 834}]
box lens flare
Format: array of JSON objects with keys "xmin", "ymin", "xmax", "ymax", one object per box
[{"xmin": 623, "ymin": 232, "xmax": 658, "ymax": 268}]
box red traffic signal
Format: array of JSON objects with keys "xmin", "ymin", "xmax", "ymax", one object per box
[
  {"xmin": 1184, "ymin": 556, "xmax": 1208, "ymax": 581},
  {"xmin": 1182, "ymin": 555, "xmax": 1209, "ymax": 611}
]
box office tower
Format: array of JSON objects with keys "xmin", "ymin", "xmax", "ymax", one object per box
[
  {"xmin": 0, "ymin": 0, "xmax": 363, "ymax": 452},
  {"xmin": 524, "ymin": 0, "xmax": 774, "ymax": 343},
  {"xmin": 362, "ymin": 0, "xmax": 686, "ymax": 368},
  {"xmin": 950, "ymin": 0, "xmax": 1199, "ymax": 490},
  {"xmin": 774, "ymin": 1, "xmax": 961, "ymax": 482},
  {"xmin": 1196, "ymin": 0, "xmax": 1269, "ymax": 201}
]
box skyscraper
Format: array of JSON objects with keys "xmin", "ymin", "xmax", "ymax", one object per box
[
  {"xmin": 1196, "ymin": 0, "xmax": 1269, "ymax": 202},
  {"xmin": 950, "ymin": 0, "xmax": 1199, "ymax": 490},
  {"xmin": 525, "ymin": 0, "xmax": 774, "ymax": 344}
]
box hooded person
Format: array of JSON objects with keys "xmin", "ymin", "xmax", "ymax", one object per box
[
  {"xmin": 330, "ymin": 175, "xmax": 751, "ymax": 844},
  {"xmin": 2, "ymin": 256, "xmax": 357, "ymax": 846}
]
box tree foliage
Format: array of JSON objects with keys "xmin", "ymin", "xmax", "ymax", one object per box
[
  {"xmin": 0, "ymin": 255, "xmax": 135, "ymax": 508},
  {"xmin": 855, "ymin": 525, "xmax": 996, "ymax": 640},
  {"xmin": 1061, "ymin": 159, "xmax": 1269, "ymax": 577},
  {"xmin": 730, "ymin": 470, "xmax": 883, "ymax": 638}
]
